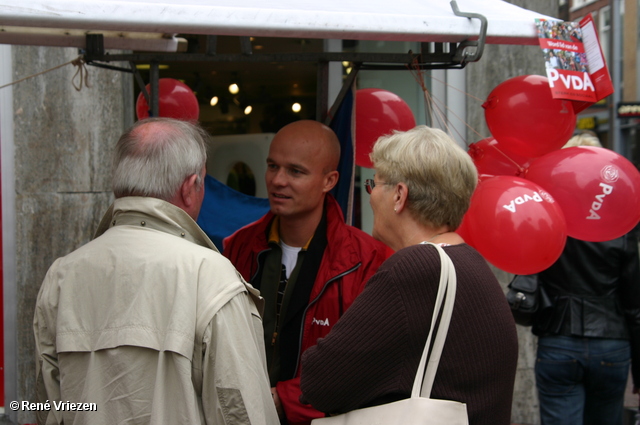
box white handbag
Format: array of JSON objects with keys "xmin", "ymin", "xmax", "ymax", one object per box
[{"xmin": 310, "ymin": 242, "xmax": 469, "ymax": 425}]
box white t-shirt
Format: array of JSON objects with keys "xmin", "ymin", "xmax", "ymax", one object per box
[{"xmin": 280, "ymin": 241, "xmax": 302, "ymax": 279}]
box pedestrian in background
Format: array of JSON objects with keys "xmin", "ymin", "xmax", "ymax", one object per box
[{"xmin": 532, "ymin": 132, "xmax": 640, "ymax": 425}]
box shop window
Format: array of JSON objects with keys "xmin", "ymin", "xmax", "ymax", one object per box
[{"xmin": 226, "ymin": 162, "xmax": 257, "ymax": 196}]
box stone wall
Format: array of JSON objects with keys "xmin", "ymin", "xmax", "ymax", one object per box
[
  {"xmin": 8, "ymin": 46, "xmax": 133, "ymax": 424},
  {"xmin": 465, "ymin": 1, "xmax": 559, "ymax": 424}
]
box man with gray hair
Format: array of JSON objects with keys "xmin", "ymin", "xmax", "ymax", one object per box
[{"xmin": 34, "ymin": 118, "xmax": 279, "ymax": 425}]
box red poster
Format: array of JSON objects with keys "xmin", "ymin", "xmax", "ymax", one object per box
[
  {"xmin": 579, "ymin": 14, "xmax": 614, "ymax": 101},
  {"xmin": 536, "ymin": 18, "xmax": 597, "ymax": 104}
]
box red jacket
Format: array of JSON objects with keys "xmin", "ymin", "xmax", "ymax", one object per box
[{"xmin": 223, "ymin": 195, "xmax": 389, "ymax": 425}]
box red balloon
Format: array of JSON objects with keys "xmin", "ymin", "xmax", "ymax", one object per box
[
  {"xmin": 463, "ymin": 176, "xmax": 567, "ymax": 274},
  {"xmin": 482, "ymin": 75, "xmax": 576, "ymax": 158},
  {"xmin": 456, "ymin": 215, "xmax": 475, "ymax": 246},
  {"xmin": 136, "ymin": 78, "xmax": 200, "ymax": 121},
  {"xmin": 355, "ymin": 88, "xmax": 416, "ymax": 168},
  {"xmin": 524, "ymin": 146, "xmax": 640, "ymax": 242},
  {"xmin": 467, "ymin": 137, "xmax": 531, "ymax": 179}
]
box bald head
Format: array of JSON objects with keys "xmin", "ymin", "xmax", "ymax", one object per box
[
  {"xmin": 274, "ymin": 120, "xmax": 341, "ymax": 172},
  {"xmin": 265, "ymin": 120, "xmax": 341, "ymax": 225}
]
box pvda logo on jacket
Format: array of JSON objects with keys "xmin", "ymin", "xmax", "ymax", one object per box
[{"xmin": 312, "ymin": 317, "xmax": 330, "ymax": 326}]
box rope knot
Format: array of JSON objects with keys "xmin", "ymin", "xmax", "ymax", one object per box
[{"xmin": 72, "ymin": 56, "xmax": 91, "ymax": 91}]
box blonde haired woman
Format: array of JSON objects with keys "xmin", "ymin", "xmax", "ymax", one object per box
[{"xmin": 300, "ymin": 126, "xmax": 519, "ymax": 425}]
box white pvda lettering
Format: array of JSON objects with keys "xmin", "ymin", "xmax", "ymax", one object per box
[
  {"xmin": 312, "ymin": 318, "xmax": 330, "ymax": 326},
  {"xmin": 587, "ymin": 183, "xmax": 613, "ymax": 220},
  {"xmin": 546, "ymin": 69, "xmax": 595, "ymax": 92},
  {"xmin": 503, "ymin": 192, "xmax": 543, "ymax": 213}
]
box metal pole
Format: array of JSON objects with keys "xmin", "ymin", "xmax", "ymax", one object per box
[
  {"xmin": 609, "ymin": 0, "xmax": 624, "ymax": 155},
  {"xmin": 150, "ymin": 61, "xmax": 160, "ymax": 117},
  {"xmin": 0, "ymin": 43, "xmax": 17, "ymax": 424},
  {"xmin": 316, "ymin": 61, "xmax": 329, "ymax": 122}
]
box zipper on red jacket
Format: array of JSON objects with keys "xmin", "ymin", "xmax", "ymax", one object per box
[
  {"xmin": 250, "ymin": 248, "xmax": 271, "ymax": 284},
  {"xmin": 291, "ymin": 262, "xmax": 362, "ymax": 378},
  {"xmin": 271, "ymin": 267, "xmax": 289, "ymax": 347}
]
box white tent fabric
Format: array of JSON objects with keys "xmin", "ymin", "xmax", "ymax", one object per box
[{"xmin": 0, "ymin": 0, "xmax": 557, "ymax": 51}]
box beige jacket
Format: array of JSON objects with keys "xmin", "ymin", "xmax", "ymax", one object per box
[{"xmin": 34, "ymin": 197, "xmax": 279, "ymax": 425}]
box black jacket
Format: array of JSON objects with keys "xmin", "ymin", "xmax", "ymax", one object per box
[{"xmin": 532, "ymin": 231, "xmax": 640, "ymax": 386}]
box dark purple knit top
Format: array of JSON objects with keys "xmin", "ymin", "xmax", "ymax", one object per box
[{"xmin": 300, "ymin": 243, "xmax": 518, "ymax": 425}]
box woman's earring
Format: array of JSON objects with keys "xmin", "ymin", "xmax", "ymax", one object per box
[{"xmin": 394, "ymin": 207, "xmax": 397, "ymax": 213}]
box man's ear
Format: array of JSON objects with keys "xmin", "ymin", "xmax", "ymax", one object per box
[
  {"xmin": 180, "ymin": 173, "xmax": 200, "ymax": 208},
  {"xmin": 322, "ymin": 170, "xmax": 339, "ymax": 193}
]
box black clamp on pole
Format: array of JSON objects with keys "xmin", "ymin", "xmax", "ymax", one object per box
[{"xmin": 450, "ymin": 0, "xmax": 488, "ymax": 64}]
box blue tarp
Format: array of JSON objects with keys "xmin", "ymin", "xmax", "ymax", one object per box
[
  {"xmin": 196, "ymin": 174, "xmax": 270, "ymax": 251},
  {"xmin": 329, "ymin": 86, "xmax": 355, "ymax": 225}
]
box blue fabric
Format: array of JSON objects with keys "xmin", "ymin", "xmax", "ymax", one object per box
[
  {"xmin": 535, "ymin": 335, "xmax": 631, "ymax": 425},
  {"xmin": 196, "ymin": 174, "xmax": 270, "ymax": 251},
  {"xmin": 328, "ymin": 85, "xmax": 355, "ymax": 225}
]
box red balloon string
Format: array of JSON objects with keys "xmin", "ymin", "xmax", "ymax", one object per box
[{"xmin": 488, "ymin": 144, "xmax": 527, "ymax": 176}]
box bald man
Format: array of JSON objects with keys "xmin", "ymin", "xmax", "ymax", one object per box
[{"xmin": 223, "ymin": 120, "xmax": 389, "ymax": 425}]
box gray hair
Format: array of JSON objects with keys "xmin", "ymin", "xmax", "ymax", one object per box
[
  {"xmin": 112, "ymin": 118, "xmax": 209, "ymax": 201},
  {"xmin": 370, "ymin": 125, "xmax": 478, "ymax": 230}
]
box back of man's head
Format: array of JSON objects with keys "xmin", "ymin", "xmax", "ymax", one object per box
[{"xmin": 112, "ymin": 118, "xmax": 208, "ymax": 201}]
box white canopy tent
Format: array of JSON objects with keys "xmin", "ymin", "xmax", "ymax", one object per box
[
  {"xmin": 0, "ymin": 0, "xmax": 560, "ymax": 122},
  {"xmin": 0, "ymin": 0, "xmax": 557, "ymax": 50}
]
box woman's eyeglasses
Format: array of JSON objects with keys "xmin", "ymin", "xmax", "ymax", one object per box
[{"xmin": 364, "ymin": 179, "xmax": 392, "ymax": 194}]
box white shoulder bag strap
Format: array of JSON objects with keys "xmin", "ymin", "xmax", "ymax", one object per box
[{"xmin": 410, "ymin": 242, "xmax": 457, "ymax": 399}]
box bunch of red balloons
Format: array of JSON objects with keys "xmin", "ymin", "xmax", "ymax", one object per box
[
  {"xmin": 460, "ymin": 75, "xmax": 640, "ymax": 275},
  {"xmin": 136, "ymin": 78, "xmax": 199, "ymax": 121}
]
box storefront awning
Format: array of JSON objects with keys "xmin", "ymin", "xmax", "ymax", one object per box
[{"xmin": 0, "ymin": 0, "xmax": 558, "ymax": 51}]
